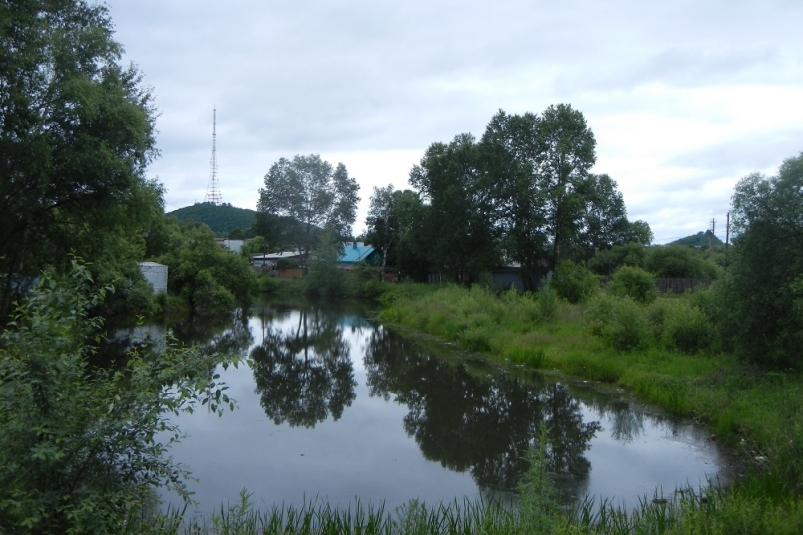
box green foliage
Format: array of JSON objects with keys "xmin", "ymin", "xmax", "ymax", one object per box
[
  {"xmin": 607, "ymin": 265, "xmax": 657, "ymax": 304},
  {"xmin": 304, "ymin": 230, "xmax": 346, "ymax": 297},
  {"xmin": 258, "ymin": 155, "xmax": 360, "ymax": 268},
  {"xmin": 645, "ymin": 244, "xmax": 721, "ymax": 279},
  {"xmin": 534, "ymin": 285, "xmax": 559, "ymax": 321},
  {"xmin": 586, "ymin": 293, "xmax": 653, "ymax": 351},
  {"xmin": 722, "ymin": 153, "xmax": 803, "ymax": 366},
  {"xmin": 587, "ymin": 242, "xmax": 647, "ymax": 276},
  {"xmin": 551, "ymin": 260, "xmax": 597, "ymax": 304},
  {"xmin": 661, "ymin": 302, "xmax": 715, "ymax": 354},
  {"xmin": 0, "ymin": 262, "xmax": 237, "ymax": 534},
  {"xmin": 0, "ymin": 0, "xmax": 159, "ymax": 319},
  {"xmin": 155, "ymin": 220, "xmax": 257, "ymax": 316},
  {"xmin": 241, "ymin": 235, "xmax": 267, "ymax": 256},
  {"xmin": 517, "ymin": 425, "xmax": 561, "ymax": 534},
  {"xmin": 609, "ymin": 305, "xmax": 649, "ymax": 351},
  {"xmin": 409, "ymin": 133, "xmax": 499, "ymax": 282},
  {"xmin": 167, "ymin": 203, "xmax": 257, "ymax": 235}
]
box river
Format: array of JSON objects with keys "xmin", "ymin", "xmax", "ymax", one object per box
[{"xmin": 137, "ymin": 297, "xmax": 736, "ymax": 516}]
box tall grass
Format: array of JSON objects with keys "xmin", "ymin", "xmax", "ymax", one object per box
[{"xmin": 378, "ymin": 282, "xmax": 803, "ymax": 533}]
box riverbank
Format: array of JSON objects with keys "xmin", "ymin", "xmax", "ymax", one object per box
[{"xmin": 375, "ymin": 282, "xmax": 803, "ymax": 532}]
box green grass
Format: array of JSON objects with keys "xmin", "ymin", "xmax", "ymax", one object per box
[{"xmin": 374, "ymin": 283, "xmax": 803, "ymax": 533}]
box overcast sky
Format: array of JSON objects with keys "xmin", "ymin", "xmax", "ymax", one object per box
[{"xmin": 106, "ymin": 0, "xmax": 803, "ymax": 243}]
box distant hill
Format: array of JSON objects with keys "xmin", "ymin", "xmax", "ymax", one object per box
[
  {"xmin": 670, "ymin": 230, "xmax": 723, "ymax": 248},
  {"xmin": 167, "ymin": 203, "xmax": 257, "ymax": 234}
]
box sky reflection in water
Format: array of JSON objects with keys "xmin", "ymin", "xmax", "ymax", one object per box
[{"xmin": 156, "ymin": 300, "xmax": 731, "ymax": 515}]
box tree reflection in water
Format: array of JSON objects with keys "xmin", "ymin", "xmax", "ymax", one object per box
[
  {"xmin": 250, "ymin": 306, "xmax": 357, "ymax": 428},
  {"xmin": 363, "ymin": 326, "xmax": 601, "ymax": 500}
]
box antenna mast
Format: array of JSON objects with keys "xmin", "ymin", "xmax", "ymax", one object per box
[{"xmin": 204, "ymin": 107, "xmax": 223, "ymax": 205}]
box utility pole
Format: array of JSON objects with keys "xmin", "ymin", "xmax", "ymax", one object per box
[
  {"xmin": 725, "ymin": 212, "xmax": 730, "ymax": 275},
  {"xmin": 204, "ymin": 107, "xmax": 223, "ymax": 205},
  {"xmin": 709, "ymin": 218, "xmax": 716, "ymax": 249}
]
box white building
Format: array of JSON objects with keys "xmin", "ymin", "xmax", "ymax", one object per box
[{"xmin": 138, "ymin": 262, "xmax": 168, "ymax": 294}]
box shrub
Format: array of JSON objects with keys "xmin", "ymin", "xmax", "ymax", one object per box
[
  {"xmin": 190, "ymin": 268, "xmax": 236, "ymax": 316},
  {"xmin": 0, "ymin": 262, "xmax": 236, "ymax": 534},
  {"xmin": 535, "ymin": 285, "xmax": 559, "ymax": 322},
  {"xmin": 662, "ymin": 303, "xmax": 715, "ymax": 354},
  {"xmin": 551, "ymin": 260, "xmax": 598, "ymax": 304},
  {"xmin": 609, "ymin": 298, "xmax": 651, "ymax": 352},
  {"xmin": 608, "ymin": 266, "xmax": 657, "ymax": 304},
  {"xmin": 587, "ymin": 294, "xmax": 650, "ymax": 351}
]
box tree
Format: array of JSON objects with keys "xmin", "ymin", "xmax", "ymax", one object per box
[
  {"xmin": 621, "ymin": 219, "xmax": 654, "ymax": 246},
  {"xmin": 480, "ymin": 107, "xmax": 622, "ymax": 284},
  {"xmin": 644, "ymin": 245, "xmax": 720, "ymax": 279},
  {"xmin": 0, "ymin": 0, "xmax": 159, "ymax": 320},
  {"xmin": 409, "ymin": 134, "xmax": 499, "ymax": 282},
  {"xmin": 722, "ymin": 153, "xmax": 803, "ymax": 366},
  {"xmin": 155, "ymin": 219, "xmax": 257, "ymax": 316},
  {"xmin": 0, "ymin": 261, "xmax": 237, "ymax": 534},
  {"xmin": 365, "ymin": 185, "xmax": 397, "ymax": 279},
  {"xmin": 567, "ymin": 173, "xmax": 632, "ymax": 262},
  {"xmin": 257, "ymin": 155, "xmax": 359, "ymax": 269},
  {"xmin": 588, "ymin": 242, "xmax": 647, "ymax": 276},
  {"xmin": 480, "ymin": 110, "xmax": 551, "ymax": 289},
  {"xmin": 365, "ymin": 185, "xmax": 423, "ymax": 280},
  {"xmin": 535, "ymin": 104, "xmax": 597, "ymax": 270}
]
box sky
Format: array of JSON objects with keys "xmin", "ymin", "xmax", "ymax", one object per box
[{"xmin": 105, "ymin": 0, "xmax": 803, "ymax": 244}]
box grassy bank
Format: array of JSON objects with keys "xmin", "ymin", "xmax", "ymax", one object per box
[{"xmin": 375, "ymin": 282, "xmax": 803, "ymax": 532}]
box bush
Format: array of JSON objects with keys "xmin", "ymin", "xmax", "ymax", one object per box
[
  {"xmin": 0, "ymin": 262, "xmax": 236, "ymax": 534},
  {"xmin": 535, "ymin": 285, "xmax": 559, "ymax": 322},
  {"xmin": 609, "ymin": 298, "xmax": 651, "ymax": 351},
  {"xmin": 645, "ymin": 244, "xmax": 721, "ymax": 279},
  {"xmin": 551, "ymin": 260, "xmax": 597, "ymax": 304},
  {"xmin": 587, "ymin": 294, "xmax": 650, "ymax": 351},
  {"xmin": 662, "ymin": 303, "xmax": 715, "ymax": 354},
  {"xmin": 304, "ymin": 231, "xmax": 346, "ymax": 297},
  {"xmin": 608, "ymin": 265, "xmax": 657, "ymax": 304},
  {"xmin": 189, "ymin": 268, "xmax": 236, "ymax": 316}
]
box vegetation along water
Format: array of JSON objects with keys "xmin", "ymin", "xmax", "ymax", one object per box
[{"xmin": 2, "ymin": 0, "xmax": 803, "ymax": 532}]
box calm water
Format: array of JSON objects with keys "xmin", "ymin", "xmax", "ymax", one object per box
[{"xmin": 145, "ymin": 299, "xmax": 735, "ymax": 515}]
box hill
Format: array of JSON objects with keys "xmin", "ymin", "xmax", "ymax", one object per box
[
  {"xmin": 167, "ymin": 203, "xmax": 257, "ymax": 234},
  {"xmin": 670, "ymin": 230, "xmax": 724, "ymax": 248}
]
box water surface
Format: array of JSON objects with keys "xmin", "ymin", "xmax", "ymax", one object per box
[{"xmin": 152, "ymin": 299, "xmax": 733, "ymax": 515}]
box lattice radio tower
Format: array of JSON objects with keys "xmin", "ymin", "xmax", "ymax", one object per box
[{"xmin": 204, "ymin": 107, "xmax": 223, "ymax": 205}]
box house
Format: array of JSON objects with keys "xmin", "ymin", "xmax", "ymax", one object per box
[
  {"xmin": 338, "ymin": 242, "xmax": 378, "ymax": 268},
  {"xmin": 215, "ymin": 238, "xmax": 244, "ymax": 254},
  {"xmin": 251, "ymin": 251, "xmax": 304, "ymax": 279}
]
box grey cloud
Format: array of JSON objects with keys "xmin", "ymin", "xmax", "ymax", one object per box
[{"xmin": 668, "ymin": 128, "xmax": 803, "ymax": 178}]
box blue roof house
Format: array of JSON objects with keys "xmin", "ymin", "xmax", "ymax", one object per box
[{"xmin": 338, "ymin": 242, "xmax": 377, "ymax": 267}]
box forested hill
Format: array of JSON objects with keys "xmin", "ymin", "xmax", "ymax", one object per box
[
  {"xmin": 167, "ymin": 203, "xmax": 256, "ymax": 234},
  {"xmin": 670, "ymin": 230, "xmax": 724, "ymax": 248}
]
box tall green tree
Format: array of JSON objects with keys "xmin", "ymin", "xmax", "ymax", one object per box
[
  {"xmin": 365, "ymin": 184, "xmax": 398, "ymax": 278},
  {"xmin": 0, "ymin": 0, "xmax": 159, "ymax": 319},
  {"xmin": 480, "ymin": 110, "xmax": 550, "ymax": 289},
  {"xmin": 535, "ymin": 104, "xmax": 597, "ymax": 270},
  {"xmin": 365, "ymin": 185, "xmax": 424, "ymax": 280},
  {"xmin": 409, "ymin": 134, "xmax": 498, "ymax": 282},
  {"xmin": 480, "ymin": 107, "xmax": 623, "ymax": 284},
  {"xmin": 722, "ymin": 152, "xmax": 803, "ymax": 366},
  {"xmin": 257, "ymin": 155, "xmax": 359, "ymax": 268}
]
